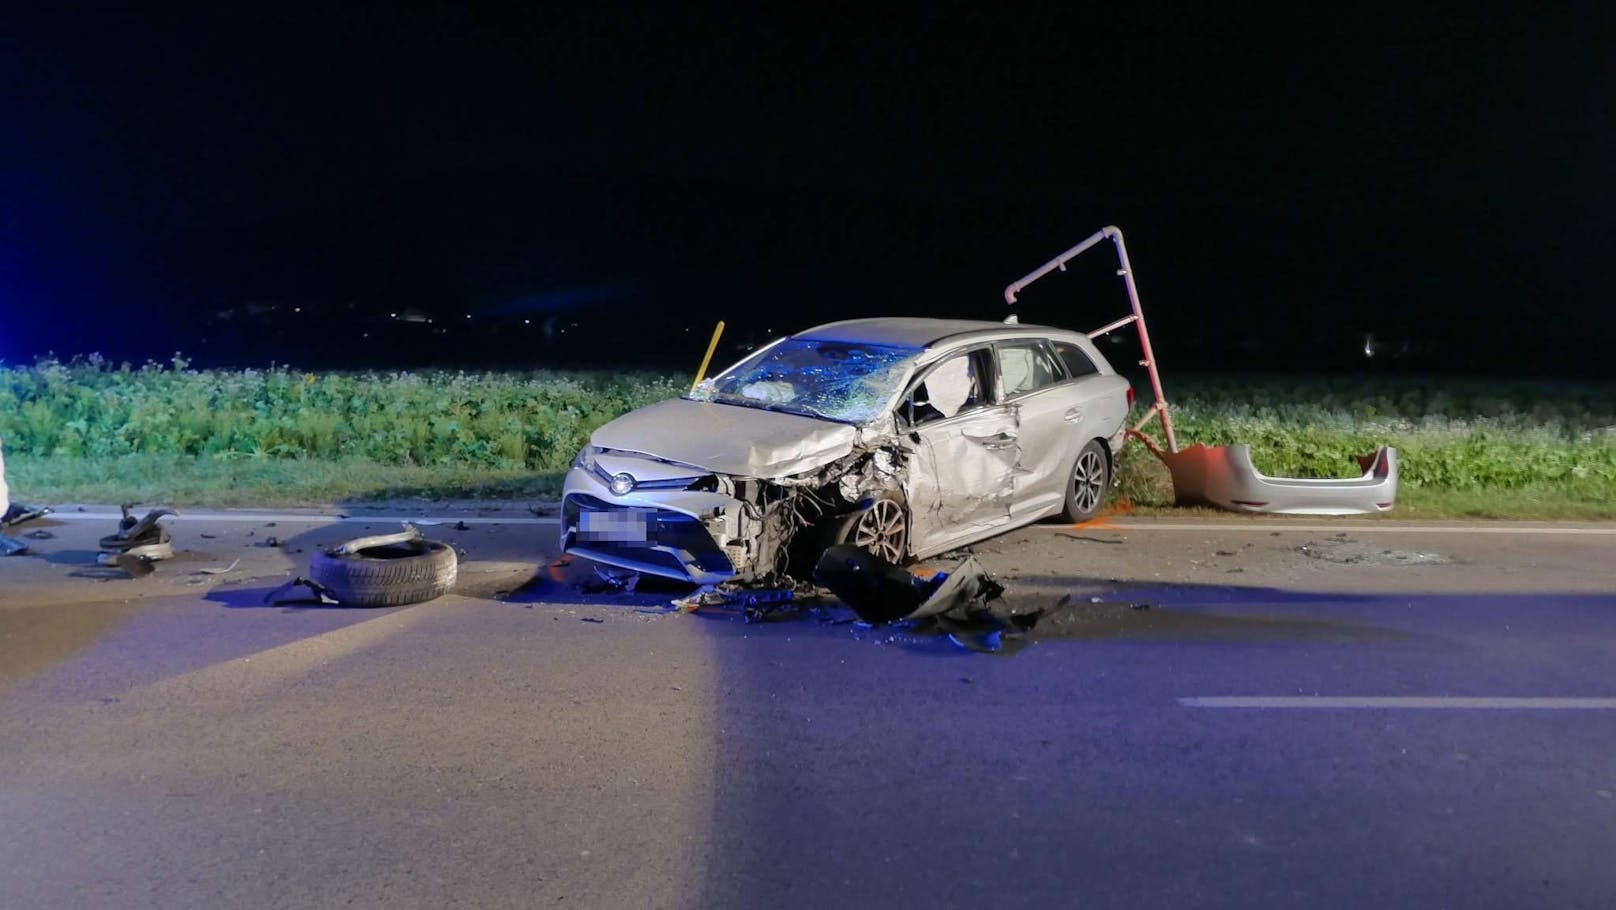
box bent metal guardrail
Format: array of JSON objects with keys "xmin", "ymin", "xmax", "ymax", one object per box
[
  {"xmin": 1003, "ymin": 225, "xmax": 1178, "ymax": 454},
  {"xmin": 1003, "ymin": 227, "xmax": 1398, "ymax": 515}
]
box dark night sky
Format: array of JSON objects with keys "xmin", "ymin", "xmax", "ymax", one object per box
[{"xmin": 3, "ymin": 6, "xmax": 1613, "ymax": 375}]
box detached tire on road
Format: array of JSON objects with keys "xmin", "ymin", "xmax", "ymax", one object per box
[{"xmin": 308, "ymin": 539, "xmax": 458, "ymax": 607}]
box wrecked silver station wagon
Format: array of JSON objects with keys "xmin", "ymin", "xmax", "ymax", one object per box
[{"xmin": 560, "ymin": 318, "xmax": 1133, "ymax": 585}]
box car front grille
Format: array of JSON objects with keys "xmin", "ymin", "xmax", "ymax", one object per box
[{"xmin": 563, "ymin": 494, "xmax": 734, "ymax": 577}]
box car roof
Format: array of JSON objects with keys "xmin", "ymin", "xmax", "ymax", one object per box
[{"xmin": 795, "ymin": 317, "xmax": 1082, "ymax": 349}]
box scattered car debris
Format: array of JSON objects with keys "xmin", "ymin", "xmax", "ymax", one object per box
[
  {"xmin": 196, "ymin": 558, "xmax": 242, "ymax": 576},
  {"xmin": 813, "ymin": 544, "xmax": 1005, "ymax": 625},
  {"xmin": 579, "ymin": 565, "xmax": 640, "ymax": 594},
  {"xmin": 0, "ymin": 436, "xmax": 53, "ymax": 555},
  {"xmin": 263, "ymin": 577, "xmax": 341, "ymax": 606},
  {"xmin": 24, "ymin": 529, "xmax": 54, "ymax": 540},
  {"xmin": 2, "ymin": 503, "xmax": 53, "ymax": 527},
  {"xmin": 306, "ymin": 523, "xmax": 458, "ymax": 607},
  {"xmin": 579, "ymin": 616, "xmax": 605, "ymax": 623},
  {"xmin": 112, "ymin": 554, "xmax": 158, "ymax": 579},
  {"xmin": 1297, "ymin": 540, "xmax": 1451, "ymax": 566},
  {"xmin": 260, "ymin": 536, "xmax": 280, "ymax": 548},
  {"xmin": 670, "ymin": 583, "xmax": 808, "ymax": 622},
  {"xmin": 98, "ymin": 504, "xmax": 178, "ymax": 569}
]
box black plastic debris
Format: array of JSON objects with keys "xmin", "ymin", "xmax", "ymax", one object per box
[
  {"xmin": 2, "ymin": 502, "xmax": 53, "ymax": 527},
  {"xmin": 98, "ymin": 504, "xmax": 178, "ymax": 572},
  {"xmin": 0, "ymin": 534, "xmax": 27, "ymax": 557},
  {"xmin": 115, "ymin": 554, "xmax": 158, "ymax": 579},
  {"xmin": 264, "ymin": 577, "xmax": 340, "ymax": 606},
  {"xmin": 24, "ymin": 529, "xmax": 54, "ymax": 540},
  {"xmin": 813, "ymin": 544, "xmax": 1005, "ymax": 626},
  {"xmin": 579, "ymin": 565, "xmax": 640, "ymax": 594}
]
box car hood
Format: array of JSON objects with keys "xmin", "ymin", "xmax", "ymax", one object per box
[{"xmin": 589, "ymin": 398, "xmax": 862, "ymax": 478}]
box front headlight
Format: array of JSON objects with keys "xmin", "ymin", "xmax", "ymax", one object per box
[{"xmin": 573, "ymin": 445, "xmax": 603, "ymax": 472}]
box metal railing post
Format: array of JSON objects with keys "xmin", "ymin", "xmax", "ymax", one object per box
[{"xmin": 1003, "ymin": 226, "xmax": 1177, "ymax": 453}]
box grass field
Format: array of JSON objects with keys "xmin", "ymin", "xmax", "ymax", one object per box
[{"xmin": 3, "ymin": 358, "xmax": 1613, "ymax": 519}]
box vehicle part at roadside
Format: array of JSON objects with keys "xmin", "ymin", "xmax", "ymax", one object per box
[
  {"xmin": 579, "ymin": 565, "xmax": 641, "ymax": 594},
  {"xmin": 671, "ymin": 582, "xmax": 806, "ymax": 622},
  {"xmin": 2, "ymin": 502, "xmax": 53, "ymax": 527},
  {"xmin": 1152, "ymin": 443, "xmax": 1399, "ymax": 515},
  {"xmin": 98, "ymin": 504, "xmax": 178, "ymax": 565},
  {"xmin": 308, "ymin": 524, "xmax": 458, "ymax": 607},
  {"xmin": 0, "ymin": 435, "xmax": 54, "ymax": 549},
  {"xmin": 1005, "ymin": 226, "xmax": 1398, "ymax": 515},
  {"xmin": 812, "ymin": 544, "xmax": 1004, "ymax": 625},
  {"xmin": 263, "ymin": 577, "xmax": 340, "ymax": 606}
]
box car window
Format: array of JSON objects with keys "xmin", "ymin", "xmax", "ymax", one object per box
[
  {"xmin": 899, "ymin": 351, "xmax": 987, "ymax": 426},
  {"xmin": 1052, "ymin": 341, "xmax": 1099, "ymax": 378},
  {"xmin": 998, "ymin": 341, "xmax": 1063, "ymax": 397},
  {"xmin": 690, "ymin": 337, "xmax": 920, "ymax": 424}
]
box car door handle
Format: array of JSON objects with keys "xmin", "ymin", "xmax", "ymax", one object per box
[
  {"xmin": 965, "ymin": 431, "xmax": 1017, "ymax": 449},
  {"xmin": 1063, "ymin": 407, "xmax": 1084, "ymax": 423}
]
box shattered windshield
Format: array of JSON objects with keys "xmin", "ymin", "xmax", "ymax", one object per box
[{"xmin": 690, "ymin": 338, "xmax": 920, "ymax": 424}]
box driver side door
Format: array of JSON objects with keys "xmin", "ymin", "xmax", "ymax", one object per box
[{"xmin": 897, "ymin": 347, "xmax": 1020, "ymax": 556}]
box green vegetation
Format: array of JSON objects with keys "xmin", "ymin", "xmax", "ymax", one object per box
[
  {"xmin": 2, "ymin": 359, "xmax": 1612, "ymax": 519},
  {"xmin": 1112, "ymin": 373, "xmax": 1616, "ymax": 519}
]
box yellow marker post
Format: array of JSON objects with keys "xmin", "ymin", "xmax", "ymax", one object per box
[{"xmin": 691, "ymin": 320, "xmax": 726, "ymax": 392}]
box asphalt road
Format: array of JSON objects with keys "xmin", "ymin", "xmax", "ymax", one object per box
[{"xmin": 2, "ymin": 508, "xmax": 1614, "ymax": 909}]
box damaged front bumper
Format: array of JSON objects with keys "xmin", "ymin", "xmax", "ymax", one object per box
[
  {"xmin": 560, "ymin": 441, "xmax": 906, "ymax": 586},
  {"xmin": 561, "ymin": 481, "xmax": 747, "ymax": 585}
]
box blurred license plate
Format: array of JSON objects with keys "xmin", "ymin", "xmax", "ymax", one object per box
[{"xmin": 579, "ymin": 509, "xmax": 651, "ymax": 544}]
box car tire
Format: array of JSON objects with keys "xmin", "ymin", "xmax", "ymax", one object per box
[
  {"xmin": 1060, "ymin": 439, "xmax": 1110, "ymax": 523},
  {"xmin": 308, "ymin": 538, "xmax": 458, "ymax": 607},
  {"xmin": 838, "ymin": 491, "xmax": 910, "ymax": 565}
]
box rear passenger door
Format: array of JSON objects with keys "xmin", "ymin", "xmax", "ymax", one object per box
[{"xmin": 995, "ymin": 339, "xmax": 1080, "ymax": 519}]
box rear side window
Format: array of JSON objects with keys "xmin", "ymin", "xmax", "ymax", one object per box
[
  {"xmin": 997, "ymin": 342, "xmax": 1063, "ymax": 397},
  {"xmin": 1052, "ymin": 341, "xmax": 1099, "ymax": 378}
]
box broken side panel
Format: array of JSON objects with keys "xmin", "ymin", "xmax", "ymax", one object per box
[{"xmin": 904, "ymin": 406, "xmax": 1019, "ymax": 557}]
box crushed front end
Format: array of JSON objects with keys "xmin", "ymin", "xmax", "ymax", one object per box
[{"xmin": 560, "ymin": 441, "xmax": 908, "ymax": 587}]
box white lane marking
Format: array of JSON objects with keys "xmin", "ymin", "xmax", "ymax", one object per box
[
  {"xmin": 1043, "ymin": 521, "xmax": 1616, "ymax": 536},
  {"xmin": 1180, "ymin": 696, "xmax": 1616, "ymax": 710},
  {"xmin": 127, "ymin": 605, "xmax": 440, "ymax": 702},
  {"xmin": 47, "ymin": 512, "xmax": 561, "ymax": 526}
]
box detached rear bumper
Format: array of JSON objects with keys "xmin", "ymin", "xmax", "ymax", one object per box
[{"xmin": 1161, "ymin": 444, "xmax": 1398, "ymax": 516}]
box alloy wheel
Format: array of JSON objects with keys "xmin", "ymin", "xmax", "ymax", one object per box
[
  {"xmin": 1072, "ymin": 448, "xmax": 1106, "ymax": 515},
  {"xmin": 853, "ymin": 499, "xmax": 907, "ymax": 564}
]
